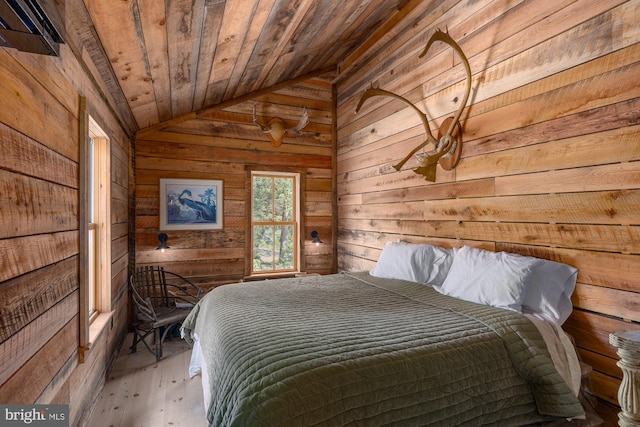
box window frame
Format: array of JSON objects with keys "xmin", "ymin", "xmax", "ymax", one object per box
[
  {"xmin": 79, "ymin": 98, "xmax": 112, "ymax": 359},
  {"xmin": 248, "ymin": 169, "xmax": 302, "ymax": 277}
]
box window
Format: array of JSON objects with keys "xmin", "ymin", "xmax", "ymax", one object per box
[
  {"xmin": 251, "ymin": 172, "xmax": 300, "ymax": 275},
  {"xmin": 79, "ymin": 100, "xmax": 111, "ymax": 356},
  {"xmin": 88, "ymin": 136, "xmax": 97, "ymax": 318},
  {"xmin": 87, "ymin": 122, "xmax": 111, "ymax": 318}
]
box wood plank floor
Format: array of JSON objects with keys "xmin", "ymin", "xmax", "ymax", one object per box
[{"xmin": 87, "ymin": 334, "xmax": 207, "ymax": 427}]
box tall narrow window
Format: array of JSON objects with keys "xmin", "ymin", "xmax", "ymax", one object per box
[
  {"xmin": 79, "ymin": 101, "xmax": 111, "ymax": 354},
  {"xmin": 87, "ymin": 136, "xmax": 97, "ymax": 318},
  {"xmin": 251, "ymin": 172, "xmax": 300, "ymax": 275},
  {"xmin": 87, "ymin": 120, "xmax": 110, "ymax": 317}
]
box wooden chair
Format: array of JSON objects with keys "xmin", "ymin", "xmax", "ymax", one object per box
[{"xmin": 129, "ymin": 266, "xmax": 203, "ymax": 361}]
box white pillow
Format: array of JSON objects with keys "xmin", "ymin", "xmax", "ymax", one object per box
[
  {"xmin": 370, "ymin": 241, "xmax": 452, "ymax": 285},
  {"xmin": 522, "ymin": 259, "xmax": 578, "ymax": 324},
  {"xmin": 439, "ymin": 246, "xmax": 541, "ymax": 312}
]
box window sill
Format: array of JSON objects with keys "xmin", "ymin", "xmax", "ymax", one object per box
[
  {"xmin": 243, "ymin": 272, "xmax": 322, "ymax": 281},
  {"xmin": 79, "ymin": 311, "xmax": 113, "ymax": 363},
  {"xmin": 243, "ymin": 272, "xmax": 300, "ymax": 281}
]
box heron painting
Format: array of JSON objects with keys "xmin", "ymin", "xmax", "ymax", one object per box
[{"xmin": 159, "ymin": 178, "xmax": 223, "ymax": 230}]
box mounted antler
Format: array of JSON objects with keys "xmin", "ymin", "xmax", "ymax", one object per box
[
  {"xmin": 253, "ymin": 103, "xmax": 309, "ymax": 147},
  {"xmin": 355, "ymin": 28, "xmax": 471, "ymax": 181},
  {"xmin": 288, "ymin": 108, "xmax": 309, "ymax": 135},
  {"xmin": 252, "ymin": 103, "xmax": 270, "ymax": 132}
]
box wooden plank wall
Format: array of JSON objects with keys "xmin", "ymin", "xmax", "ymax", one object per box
[
  {"xmin": 0, "ymin": 23, "xmax": 131, "ymax": 427},
  {"xmin": 335, "ymin": 0, "xmax": 639, "ymax": 421},
  {"xmin": 134, "ymin": 74, "xmax": 336, "ymax": 286}
]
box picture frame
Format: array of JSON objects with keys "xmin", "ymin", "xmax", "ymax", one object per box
[{"xmin": 159, "ymin": 178, "xmax": 223, "ymax": 230}]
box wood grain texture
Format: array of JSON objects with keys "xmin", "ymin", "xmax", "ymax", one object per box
[
  {"xmin": 423, "ymin": 191, "xmax": 640, "ymax": 225},
  {"xmin": 0, "ymin": 50, "xmax": 78, "ymax": 161},
  {"xmin": 134, "ymin": 74, "xmax": 336, "ymax": 281},
  {"xmin": 85, "ymin": 0, "xmax": 159, "ymax": 127},
  {"xmin": 166, "ymin": 0, "xmax": 205, "ymax": 118},
  {"xmin": 0, "ymin": 292, "xmax": 78, "ymax": 387},
  {"xmin": 86, "ymin": 336, "xmax": 206, "ymax": 427},
  {"xmin": 0, "ymin": 122, "xmax": 77, "ymax": 188},
  {"xmin": 335, "ymin": 0, "xmax": 640, "ymax": 417},
  {"xmin": 0, "ymin": 258, "xmax": 78, "ymax": 343},
  {"xmin": 65, "ymin": 0, "xmax": 137, "ymax": 133},
  {"xmin": 0, "ymin": 319, "xmax": 77, "ymax": 404},
  {"xmin": 0, "ymin": 232, "xmax": 78, "ymax": 283},
  {"xmin": 0, "ymin": 9, "xmax": 131, "ymax": 424},
  {"xmin": 1, "ymin": 1, "xmax": 636, "ymax": 426},
  {"xmin": 137, "ymin": 0, "xmax": 171, "ymax": 122},
  {"xmin": 0, "ymin": 171, "xmax": 78, "ymax": 239},
  {"xmin": 64, "ymin": 0, "xmax": 410, "ymax": 130}
]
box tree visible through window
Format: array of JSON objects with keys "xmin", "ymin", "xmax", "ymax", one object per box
[{"xmin": 251, "ymin": 172, "xmax": 299, "ymax": 274}]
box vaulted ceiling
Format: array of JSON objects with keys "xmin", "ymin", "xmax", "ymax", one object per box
[{"xmin": 68, "ymin": 0, "xmax": 411, "ymax": 133}]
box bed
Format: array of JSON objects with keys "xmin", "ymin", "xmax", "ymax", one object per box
[{"xmin": 182, "ymin": 244, "xmax": 591, "ymax": 426}]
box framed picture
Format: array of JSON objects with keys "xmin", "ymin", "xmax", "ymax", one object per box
[{"xmin": 159, "ymin": 178, "xmax": 223, "ymax": 230}]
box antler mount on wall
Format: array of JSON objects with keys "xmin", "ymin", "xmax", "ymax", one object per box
[
  {"xmin": 356, "ymin": 29, "xmax": 471, "ymax": 182},
  {"xmin": 253, "ymin": 103, "xmax": 309, "ymax": 147}
]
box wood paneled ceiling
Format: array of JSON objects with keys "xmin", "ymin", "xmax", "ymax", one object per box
[{"xmin": 74, "ymin": 0, "xmax": 409, "ymax": 132}]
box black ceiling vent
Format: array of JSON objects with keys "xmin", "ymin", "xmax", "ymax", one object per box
[{"xmin": 0, "ymin": 0, "xmax": 64, "ymax": 56}]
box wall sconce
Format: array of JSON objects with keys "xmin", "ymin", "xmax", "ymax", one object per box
[
  {"xmin": 156, "ymin": 233, "xmax": 169, "ymax": 252},
  {"xmin": 311, "ymin": 231, "xmax": 323, "ymax": 245}
]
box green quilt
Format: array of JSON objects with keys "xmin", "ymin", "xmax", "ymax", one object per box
[{"xmin": 182, "ymin": 272, "xmax": 584, "ymax": 426}]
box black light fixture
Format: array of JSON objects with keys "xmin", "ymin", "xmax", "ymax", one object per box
[
  {"xmin": 157, "ymin": 233, "xmax": 169, "ymax": 252},
  {"xmin": 311, "ymin": 231, "xmax": 323, "ymax": 245}
]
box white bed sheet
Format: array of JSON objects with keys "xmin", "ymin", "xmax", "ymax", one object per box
[
  {"xmin": 186, "ymin": 332, "xmax": 212, "ymax": 414},
  {"xmin": 524, "ymin": 314, "xmax": 582, "ymax": 397}
]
